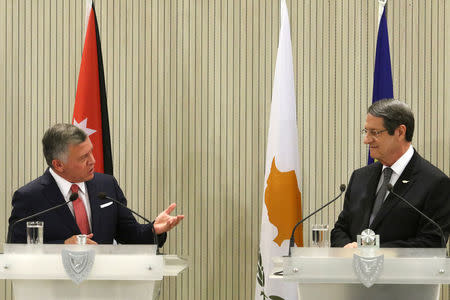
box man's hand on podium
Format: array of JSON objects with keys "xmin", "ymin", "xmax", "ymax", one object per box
[
  {"xmin": 154, "ymin": 203, "xmax": 185, "ymax": 234},
  {"xmin": 344, "ymin": 242, "xmax": 357, "ymax": 248},
  {"xmin": 64, "ymin": 233, "xmax": 98, "ymax": 244}
]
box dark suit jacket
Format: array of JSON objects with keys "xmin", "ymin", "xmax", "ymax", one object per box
[
  {"xmin": 8, "ymin": 169, "xmax": 166, "ymax": 245},
  {"xmin": 331, "ymin": 150, "xmax": 450, "ymax": 247}
]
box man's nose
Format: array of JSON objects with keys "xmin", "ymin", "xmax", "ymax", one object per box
[
  {"xmin": 363, "ymin": 134, "xmax": 373, "ymax": 145},
  {"xmin": 88, "ymin": 153, "xmax": 96, "ymax": 165}
]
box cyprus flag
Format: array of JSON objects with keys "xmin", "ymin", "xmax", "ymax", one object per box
[{"xmin": 255, "ymin": 1, "xmax": 302, "ymax": 300}]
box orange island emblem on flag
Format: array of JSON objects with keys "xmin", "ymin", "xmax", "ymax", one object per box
[{"xmin": 264, "ymin": 157, "xmax": 303, "ymax": 247}]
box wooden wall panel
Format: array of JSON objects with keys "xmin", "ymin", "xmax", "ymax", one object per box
[{"xmin": 0, "ymin": 0, "xmax": 449, "ymax": 299}]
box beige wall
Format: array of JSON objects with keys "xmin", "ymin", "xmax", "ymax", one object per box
[{"xmin": 0, "ymin": 0, "xmax": 449, "ymax": 299}]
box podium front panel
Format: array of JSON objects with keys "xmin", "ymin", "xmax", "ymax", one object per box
[
  {"xmin": 0, "ymin": 244, "xmax": 188, "ymax": 300},
  {"xmin": 277, "ymin": 247, "xmax": 449, "ymax": 284},
  {"xmin": 13, "ymin": 279, "xmax": 157, "ymax": 300},
  {"xmin": 297, "ymin": 283, "xmax": 439, "ymax": 300}
]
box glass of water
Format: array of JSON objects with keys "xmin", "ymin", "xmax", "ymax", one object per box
[
  {"xmin": 311, "ymin": 224, "xmax": 329, "ymax": 247},
  {"xmin": 26, "ymin": 221, "xmax": 44, "ymax": 244}
]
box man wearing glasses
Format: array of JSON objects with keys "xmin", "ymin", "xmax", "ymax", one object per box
[{"xmin": 331, "ymin": 99, "xmax": 450, "ymax": 248}]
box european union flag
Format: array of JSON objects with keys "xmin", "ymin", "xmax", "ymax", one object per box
[{"xmin": 369, "ymin": 6, "xmax": 393, "ymax": 165}]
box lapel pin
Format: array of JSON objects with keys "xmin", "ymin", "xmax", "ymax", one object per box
[{"xmin": 402, "ymin": 180, "xmax": 409, "ymax": 184}]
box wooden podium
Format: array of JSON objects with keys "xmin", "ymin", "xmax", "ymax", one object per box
[
  {"xmin": 0, "ymin": 244, "xmax": 187, "ymax": 300},
  {"xmin": 273, "ymin": 247, "xmax": 449, "ymax": 300}
]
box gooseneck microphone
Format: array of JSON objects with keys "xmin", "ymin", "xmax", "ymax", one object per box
[
  {"xmin": 387, "ymin": 183, "xmax": 446, "ymax": 248},
  {"xmin": 97, "ymin": 192, "xmax": 160, "ymax": 253},
  {"xmin": 288, "ymin": 184, "xmax": 346, "ymax": 256},
  {"xmin": 7, "ymin": 192, "xmax": 79, "ymax": 243}
]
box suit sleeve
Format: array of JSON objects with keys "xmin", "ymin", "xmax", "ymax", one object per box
[
  {"xmin": 8, "ymin": 190, "xmax": 31, "ymax": 243},
  {"xmin": 112, "ymin": 177, "xmax": 167, "ymax": 247},
  {"xmin": 381, "ymin": 175, "xmax": 450, "ymax": 248},
  {"xmin": 330, "ymin": 173, "xmax": 355, "ymax": 247},
  {"xmin": 8, "ymin": 189, "xmax": 72, "ymax": 244}
]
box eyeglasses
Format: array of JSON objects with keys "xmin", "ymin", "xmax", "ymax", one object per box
[{"xmin": 361, "ymin": 128, "xmax": 388, "ymax": 137}]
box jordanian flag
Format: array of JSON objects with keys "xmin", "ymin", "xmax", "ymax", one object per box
[
  {"xmin": 369, "ymin": 1, "xmax": 393, "ymax": 165},
  {"xmin": 73, "ymin": 0, "xmax": 113, "ymax": 174}
]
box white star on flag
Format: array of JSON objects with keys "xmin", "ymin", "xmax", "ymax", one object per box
[{"xmin": 73, "ymin": 118, "xmax": 97, "ymax": 136}]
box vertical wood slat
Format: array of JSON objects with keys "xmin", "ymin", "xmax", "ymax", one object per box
[
  {"xmin": 301, "ymin": 0, "xmax": 312, "ymax": 242},
  {"xmin": 443, "ymin": 1, "xmax": 450, "ymax": 297},
  {"xmin": 444, "ymin": 0, "xmax": 450, "ymax": 175},
  {"xmin": 0, "ymin": 0, "xmax": 6, "ymax": 297},
  {"xmin": 219, "ymin": 1, "xmax": 227, "ymax": 298},
  {"xmin": 226, "ymin": 1, "xmax": 234, "ymax": 299},
  {"xmin": 4, "ymin": 1, "xmax": 13, "ymax": 297},
  {"xmin": 436, "ymin": 0, "xmax": 444, "ymax": 169},
  {"xmin": 405, "ymin": 0, "xmax": 413, "ymax": 111},
  {"xmin": 1, "ymin": 1, "xmax": 450, "ymax": 299},
  {"xmin": 30, "ymin": 0, "xmax": 37, "ymax": 177}
]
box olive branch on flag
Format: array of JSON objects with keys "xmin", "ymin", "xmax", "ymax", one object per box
[{"xmin": 257, "ymin": 250, "xmax": 285, "ymax": 300}]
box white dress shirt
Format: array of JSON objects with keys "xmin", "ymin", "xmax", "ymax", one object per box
[
  {"xmin": 49, "ymin": 168, "xmax": 92, "ymax": 230},
  {"xmin": 376, "ymin": 144, "xmax": 414, "ymax": 201}
]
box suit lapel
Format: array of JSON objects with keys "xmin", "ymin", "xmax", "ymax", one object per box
[
  {"xmin": 40, "ymin": 169, "xmax": 79, "ymax": 233},
  {"xmin": 370, "ymin": 151, "xmax": 418, "ymax": 230},
  {"xmin": 86, "ymin": 176, "xmax": 101, "ymax": 235}
]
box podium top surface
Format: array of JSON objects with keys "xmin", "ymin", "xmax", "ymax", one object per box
[
  {"xmin": 290, "ymin": 247, "xmax": 446, "ymax": 258},
  {"xmin": 3, "ymin": 243, "xmax": 157, "ymax": 255}
]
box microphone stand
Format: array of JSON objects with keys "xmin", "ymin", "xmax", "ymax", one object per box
[
  {"xmin": 7, "ymin": 193, "xmax": 78, "ymax": 243},
  {"xmin": 387, "ymin": 184, "xmax": 447, "ymax": 251},
  {"xmin": 98, "ymin": 193, "xmax": 161, "ymax": 254},
  {"xmin": 288, "ymin": 184, "xmax": 346, "ymax": 256}
]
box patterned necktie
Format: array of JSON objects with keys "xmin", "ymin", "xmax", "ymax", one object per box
[
  {"xmin": 70, "ymin": 184, "xmax": 90, "ymax": 234},
  {"xmin": 369, "ymin": 167, "xmax": 393, "ymax": 226}
]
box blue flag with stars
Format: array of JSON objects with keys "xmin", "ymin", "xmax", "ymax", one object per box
[{"xmin": 369, "ymin": 5, "xmax": 393, "ymax": 164}]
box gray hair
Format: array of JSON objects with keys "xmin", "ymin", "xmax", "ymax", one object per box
[
  {"xmin": 368, "ymin": 99, "xmax": 415, "ymax": 142},
  {"xmin": 42, "ymin": 123, "xmax": 87, "ymax": 167}
]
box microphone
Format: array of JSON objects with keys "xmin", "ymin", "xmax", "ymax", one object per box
[
  {"xmin": 288, "ymin": 184, "xmax": 346, "ymax": 256},
  {"xmin": 387, "ymin": 183, "xmax": 446, "ymax": 248},
  {"xmin": 7, "ymin": 192, "xmax": 79, "ymax": 243},
  {"xmin": 97, "ymin": 192, "xmax": 160, "ymax": 253}
]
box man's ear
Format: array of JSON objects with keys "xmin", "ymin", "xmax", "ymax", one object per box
[
  {"xmin": 52, "ymin": 159, "xmax": 64, "ymax": 173},
  {"xmin": 397, "ymin": 124, "xmax": 407, "ymax": 139}
]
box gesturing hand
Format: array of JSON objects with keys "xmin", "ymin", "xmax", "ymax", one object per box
[{"xmin": 153, "ymin": 203, "xmax": 184, "ymax": 234}]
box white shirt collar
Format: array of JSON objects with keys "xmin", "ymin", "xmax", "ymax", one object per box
[
  {"xmin": 49, "ymin": 168, "xmax": 86, "ymax": 197},
  {"xmin": 382, "ymin": 144, "xmax": 414, "ymax": 176}
]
